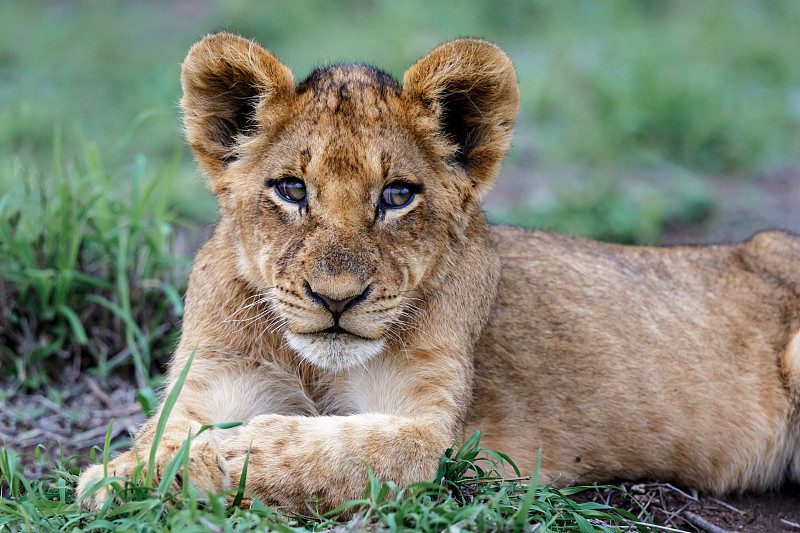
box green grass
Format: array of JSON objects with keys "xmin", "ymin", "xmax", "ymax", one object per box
[
  {"xmin": 0, "ymin": 441, "xmax": 656, "ymax": 533},
  {"xmin": 515, "ymin": 2, "xmax": 800, "ymax": 174},
  {"xmin": 1, "ymin": 434, "xmax": 658, "ymax": 533},
  {"xmin": 0, "ymin": 131, "xmax": 189, "ymax": 391},
  {"xmin": 487, "ymin": 169, "xmax": 715, "ymax": 244}
]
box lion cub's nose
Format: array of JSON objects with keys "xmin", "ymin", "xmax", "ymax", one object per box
[{"xmin": 305, "ymin": 283, "xmax": 370, "ymax": 316}]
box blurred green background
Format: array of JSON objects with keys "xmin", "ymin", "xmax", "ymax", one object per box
[
  {"xmin": 2, "ymin": 0, "xmax": 800, "ymax": 387},
  {"xmin": 3, "ymin": 0, "xmax": 799, "ymax": 242}
]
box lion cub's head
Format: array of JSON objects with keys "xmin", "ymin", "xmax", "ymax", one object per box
[{"xmin": 180, "ymin": 33, "xmax": 518, "ymax": 370}]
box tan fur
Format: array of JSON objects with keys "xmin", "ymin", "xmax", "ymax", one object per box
[{"xmin": 78, "ymin": 33, "xmax": 800, "ymax": 513}]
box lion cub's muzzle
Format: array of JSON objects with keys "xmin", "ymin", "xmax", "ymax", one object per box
[
  {"xmin": 282, "ymin": 278, "xmax": 389, "ymax": 369},
  {"xmin": 304, "ymin": 280, "xmax": 371, "ymax": 335},
  {"xmin": 276, "ymin": 245, "xmax": 402, "ymax": 370}
]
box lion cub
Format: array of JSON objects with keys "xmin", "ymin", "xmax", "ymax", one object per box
[{"xmin": 78, "ymin": 33, "xmax": 800, "ymax": 512}]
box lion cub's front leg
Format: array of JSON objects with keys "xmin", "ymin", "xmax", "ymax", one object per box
[
  {"xmin": 76, "ymin": 417, "xmax": 231, "ymax": 510},
  {"xmin": 212, "ymin": 354, "xmax": 468, "ymax": 514},
  {"xmin": 76, "ymin": 357, "xmax": 314, "ymax": 510},
  {"xmin": 219, "ymin": 413, "xmax": 452, "ymax": 514}
]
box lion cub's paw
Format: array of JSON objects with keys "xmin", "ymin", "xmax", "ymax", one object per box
[
  {"xmin": 77, "ymin": 441, "xmax": 231, "ymax": 511},
  {"xmin": 76, "ymin": 463, "xmax": 114, "ymax": 511}
]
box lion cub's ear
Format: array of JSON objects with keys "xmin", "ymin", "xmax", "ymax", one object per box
[
  {"xmin": 403, "ymin": 39, "xmax": 519, "ymax": 201},
  {"xmin": 181, "ymin": 32, "xmax": 294, "ymax": 188}
]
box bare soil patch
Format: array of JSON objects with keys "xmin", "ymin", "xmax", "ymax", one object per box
[
  {"xmin": 659, "ymin": 164, "xmax": 800, "ymax": 245},
  {"xmin": 1, "ymin": 376, "xmax": 145, "ymax": 476},
  {"xmin": 572, "ymin": 482, "xmax": 800, "ymax": 533}
]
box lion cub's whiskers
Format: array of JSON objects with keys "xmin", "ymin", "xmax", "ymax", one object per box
[
  {"xmin": 389, "ymin": 302, "xmax": 436, "ymax": 346},
  {"xmin": 226, "ymin": 306, "xmax": 273, "ymax": 335},
  {"xmin": 224, "ymin": 300, "xmax": 271, "ymax": 324},
  {"xmin": 223, "ymin": 290, "xmax": 273, "ymax": 322},
  {"xmin": 383, "ymin": 325, "xmax": 411, "ymax": 363},
  {"xmin": 256, "ymin": 313, "xmax": 288, "ymax": 344}
]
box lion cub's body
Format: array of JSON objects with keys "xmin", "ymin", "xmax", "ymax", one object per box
[
  {"xmin": 474, "ymin": 227, "xmax": 800, "ymax": 492},
  {"xmin": 78, "ymin": 33, "xmax": 800, "ymax": 512}
]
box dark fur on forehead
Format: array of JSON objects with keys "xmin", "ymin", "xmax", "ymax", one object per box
[{"xmin": 296, "ymin": 63, "xmax": 401, "ymax": 97}]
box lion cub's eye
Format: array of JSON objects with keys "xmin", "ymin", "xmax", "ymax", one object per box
[
  {"xmin": 380, "ymin": 182, "xmax": 416, "ymax": 209},
  {"xmin": 274, "ymin": 177, "xmax": 307, "ymax": 203}
]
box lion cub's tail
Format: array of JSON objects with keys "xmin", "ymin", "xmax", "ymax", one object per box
[
  {"xmin": 743, "ymin": 230, "xmax": 800, "ymax": 388},
  {"xmin": 738, "ymin": 230, "xmax": 800, "ymax": 294}
]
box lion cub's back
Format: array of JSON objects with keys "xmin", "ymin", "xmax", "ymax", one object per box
[{"xmin": 469, "ymin": 226, "xmax": 800, "ymax": 493}]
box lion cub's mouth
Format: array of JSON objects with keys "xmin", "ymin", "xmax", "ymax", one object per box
[
  {"xmin": 285, "ymin": 330, "xmax": 385, "ymax": 371},
  {"xmin": 318, "ymin": 325, "xmax": 372, "ymax": 339},
  {"xmin": 321, "ymin": 325, "xmax": 348, "ymax": 335}
]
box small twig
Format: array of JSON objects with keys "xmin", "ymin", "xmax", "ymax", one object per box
[
  {"xmin": 106, "ymin": 346, "xmax": 132, "ymax": 369},
  {"xmin": 663, "ymin": 483, "xmax": 699, "ymax": 501},
  {"xmin": 658, "ymin": 485, "xmax": 671, "ymax": 524},
  {"xmin": 664, "ymin": 502, "xmax": 694, "ymax": 527},
  {"xmin": 710, "ymin": 498, "xmax": 745, "ymax": 515},
  {"xmin": 84, "ymin": 375, "xmax": 113, "ymax": 409},
  {"xmin": 593, "ymin": 485, "xmax": 612, "ymax": 506},
  {"xmin": 36, "ymin": 393, "xmax": 65, "ymax": 412},
  {"xmin": 682, "ymin": 511, "xmax": 731, "ymax": 533},
  {"xmin": 72, "ymin": 418, "xmax": 129, "ymax": 444},
  {"xmin": 198, "ymin": 517, "xmax": 223, "ymax": 533},
  {"xmin": 781, "ymin": 519, "xmax": 800, "ymax": 530},
  {"xmin": 459, "ymin": 476, "xmax": 531, "ymax": 485},
  {"xmin": 638, "ymin": 494, "xmax": 653, "ymax": 517},
  {"xmin": 627, "ymin": 521, "xmax": 690, "ymax": 533},
  {"xmin": 14, "ymin": 428, "xmax": 45, "ymax": 442}
]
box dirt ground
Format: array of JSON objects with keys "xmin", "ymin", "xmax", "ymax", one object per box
[
  {"xmin": 2, "ymin": 165, "xmax": 798, "ymax": 531},
  {"xmin": 0, "ymin": 375, "xmax": 145, "ymax": 478},
  {"xmin": 656, "ymin": 164, "xmax": 800, "ymax": 245},
  {"xmin": 571, "ymin": 482, "xmax": 800, "ymax": 533}
]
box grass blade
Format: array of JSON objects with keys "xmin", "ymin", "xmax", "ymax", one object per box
[
  {"xmin": 512, "ymin": 449, "xmax": 542, "ymax": 531},
  {"xmin": 230, "ymin": 443, "xmax": 251, "ymax": 508},
  {"xmin": 56, "ymin": 304, "xmax": 88, "ymax": 345},
  {"xmin": 145, "ymin": 344, "xmax": 196, "ymax": 487}
]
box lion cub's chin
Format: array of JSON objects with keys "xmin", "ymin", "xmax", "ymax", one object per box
[{"xmin": 285, "ymin": 331, "xmax": 385, "ymax": 371}]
